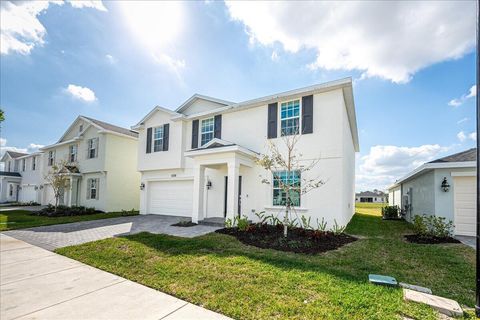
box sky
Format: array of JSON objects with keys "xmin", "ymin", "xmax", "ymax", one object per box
[{"xmin": 0, "ymin": 0, "xmax": 477, "ymax": 192}]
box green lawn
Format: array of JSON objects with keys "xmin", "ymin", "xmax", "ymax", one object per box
[
  {"xmin": 56, "ymin": 205, "xmax": 475, "ymax": 320},
  {"xmin": 0, "ymin": 210, "xmax": 138, "ymax": 231},
  {"xmin": 354, "ymin": 202, "xmax": 386, "ymax": 216}
]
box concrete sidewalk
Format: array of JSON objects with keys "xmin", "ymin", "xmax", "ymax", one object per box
[{"xmin": 0, "ymin": 234, "xmax": 232, "ymax": 320}]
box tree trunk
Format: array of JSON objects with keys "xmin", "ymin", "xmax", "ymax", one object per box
[{"xmin": 283, "ymin": 204, "xmax": 289, "ymax": 238}]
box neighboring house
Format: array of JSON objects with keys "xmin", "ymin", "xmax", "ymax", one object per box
[
  {"xmin": 0, "ymin": 116, "xmax": 141, "ymax": 212},
  {"xmin": 388, "ymin": 148, "xmax": 476, "ymax": 236},
  {"xmin": 0, "ymin": 151, "xmax": 28, "ymax": 203},
  {"xmin": 355, "ymin": 190, "xmax": 387, "ymax": 203},
  {"xmin": 133, "ymin": 78, "xmax": 359, "ymax": 227}
]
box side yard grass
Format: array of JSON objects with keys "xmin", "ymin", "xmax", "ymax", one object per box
[
  {"xmin": 0, "ymin": 210, "xmax": 138, "ymax": 231},
  {"xmin": 56, "ymin": 205, "xmax": 475, "ymax": 319}
]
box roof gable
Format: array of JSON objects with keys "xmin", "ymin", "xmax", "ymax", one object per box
[
  {"xmin": 175, "ymin": 94, "xmax": 234, "ymax": 115},
  {"xmin": 1, "ymin": 151, "xmax": 28, "ymax": 163},
  {"xmin": 429, "ymin": 148, "xmax": 476, "ymax": 163}
]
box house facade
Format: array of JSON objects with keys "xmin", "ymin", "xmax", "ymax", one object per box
[
  {"xmin": 388, "ymin": 148, "xmax": 476, "ymax": 236},
  {"xmin": 355, "ymin": 190, "xmax": 387, "ymax": 203},
  {"xmin": 0, "ymin": 151, "xmax": 29, "ymax": 203},
  {"xmin": 1, "ymin": 116, "xmax": 141, "ymax": 212},
  {"xmin": 133, "ymin": 78, "xmax": 359, "ymax": 227}
]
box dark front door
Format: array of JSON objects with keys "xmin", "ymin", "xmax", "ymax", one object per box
[{"xmin": 224, "ymin": 176, "xmax": 242, "ymax": 218}]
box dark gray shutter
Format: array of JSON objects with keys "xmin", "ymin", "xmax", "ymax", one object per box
[
  {"xmin": 146, "ymin": 127, "xmax": 152, "ymax": 153},
  {"xmin": 163, "ymin": 123, "xmax": 169, "ymax": 151},
  {"xmin": 302, "ymin": 95, "xmax": 313, "ymax": 134},
  {"xmin": 214, "ymin": 115, "xmax": 222, "ymax": 139},
  {"xmin": 191, "ymin": 120, "xmax": 199, "ymax": 149},
  {"xmin": 267, "ymin": 102, "xmax": 278, "ymax": 139}
]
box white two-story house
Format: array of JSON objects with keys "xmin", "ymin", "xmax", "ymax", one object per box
[
  {"xmin": 0, "ymin": 151, "xmax": 30, "ymax": 203},
  {"xmin": 133, "ymin": 78, "xmax": 359, "ymax": 227}
]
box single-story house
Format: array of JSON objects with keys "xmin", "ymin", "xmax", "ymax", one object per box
[
  {"xmin": 388, "ymin": 148, "xmax": 476, "ymax": 236},
  {"xmin": 355, "ymin": 190, "xmax": 387, "ymax": 203}
]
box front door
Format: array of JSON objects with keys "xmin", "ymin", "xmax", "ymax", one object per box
[{"xmin": 224, "ymin": 176, "xmax": 242, "ymax": 218}]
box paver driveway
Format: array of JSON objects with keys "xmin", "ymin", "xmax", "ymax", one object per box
[
  {"xmin": 0, "ymin": 234, "xmax": 231, "ymax": 320},
  {"xmin": 2, "ymin": 215, "xmax": 220, "ymax": 251}
]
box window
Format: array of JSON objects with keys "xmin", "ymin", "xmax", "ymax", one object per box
[
  {"xmin": 32, "ymin": 157, "xmax": 36, "ymax": 171},
  {"xmin": 69, "ymin": 144, "xmax": 77, "ymax": 162},
  {"xmin": 272, "ymin": 170, "xmax": 301, "ymax": 206},
  {"xmin": 9, "ymin": 184, "xmax": 13, "ymax": 197},
  {"xmin": 87, "ymin": 138, "xmax": 98, "ymax": 159},
  {"xmin": 48, "ymin": 151, "xmax": 55, "ymax": 166},
  {"xmin": 201, "ymin": 117, "xmax": 214, "ymax": 146},
  {"xmin": 87, "ymin": 178, "xmax": 98, "ymax": 199},
  {"xmin": 153, "ymin": 126, "xmax": 164, "ymax": 152},
  {"xmin": 22, "ymin": 159, "xmax": 26, "ymax": 171},
  {"xmin": 7, "ymin": 161, "xmax": 11, "ymax": 172},
  {"xmin": 280, "ymin": 100, "xmax": 300, "ymax": 136},
  {"xmin": 79, "ymin": 124, "xmax": 83, "ymax": 133}
]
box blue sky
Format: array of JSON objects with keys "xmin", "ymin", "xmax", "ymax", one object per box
[{"xmin": 0, "ymin": 1, "xmax": 476, "ymax": 191}]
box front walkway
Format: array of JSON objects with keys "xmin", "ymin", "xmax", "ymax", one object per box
[
  {"xmin": 455, "ymin": 235, "xmax": 475, "ymax": 249},
  {"xmin": 0, "ymin": 234, "xmax": 231, "ymax": 320},
  {"xmin": 3, "ymin": 215, "xmax": 220, "ymax": 251}
]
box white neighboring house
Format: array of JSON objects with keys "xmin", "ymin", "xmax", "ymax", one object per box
[
  {"xmin": 0, "ymin": 151, "xmax": 30, "ymax": 203},
  {"xmin": 0, "ymin": 116, "xmax": 141, "ymax": 211},
  {"xmin": 133, "ymin": 78, "xmax": 359, "ymax": 227},
  {"xmin": 388, "ymin": 148, "xmax": 476, "ymax": 236},
  {"xmin": 355, "ymin": 190, "xmax": 387, "ymax": 203}
]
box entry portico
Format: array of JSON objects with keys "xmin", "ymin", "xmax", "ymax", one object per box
[{"xmin": 185, "ymin": 139, "xmax": 257, "ymax": 223}]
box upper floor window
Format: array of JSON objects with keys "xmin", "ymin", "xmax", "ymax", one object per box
[
  {"xmin": 22, "ymin": 159, "xmax": 26, "ymax": 171},
  {"xmin": 48, "ymin": 151, "xmax": 55, "ymax": 166},
  {"xmin": 201, "ymin": 117, "xmax": 214, "ymax": 146},
  {"xmin": 79, "ymin": 124, "xmax": 83, "ymax": 133},
  {"xmin": 272, "ymin": 170, "xmax": 301, "ymax": 207},
  {"xmin": 153, "ymin": 126, "xmax": 164, "ymax": 152},
  {"xmin": 280, "ymin": 100, "xmax": 300, "ymax": 136},
  {"xmin": 69, "ymin": 144, "xmax": 78, "ymax": 162},
  {"xmin": 32, "ymin": 157, "xmax": 36, "ymax": 171},
  {"xmin": 7, "ymin": 161, "xmax": 11, "ymax": 172},
  {"xmin": 87, "ymin": 138, "xmax": 99, "ymax": 159}
]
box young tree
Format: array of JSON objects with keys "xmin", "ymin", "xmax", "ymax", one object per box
[
  {"xmin": 256, "ymin": 133, "xmax": 325, "ymax": 238},
  {"xmin": 44, "ymin": 160, "xmax": 71, "ymax": 212}
]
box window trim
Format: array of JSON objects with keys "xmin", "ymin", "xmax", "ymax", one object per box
[
  {"xmin": 200, "ymin": 117, "xmax": 215, "ymax": 146},
  {"xmin": 152, "ymin": 126, "xmax": 164, "ymax": 152},
  {"xmin": 22, "ymin": 159, "xmax": 26, "ymax": 172},
  {"xmin": 69, "ymin": 144, "xmax": 78, "ymax": 162},
  {"xmin": 32, "ymin": 157, "xmax": 36, "ymax": 171},
  {"xmin": 87, "ymin": 138, "xmax": 98, "ymax": 159},
  {"xmin": 48, "ymin": 151, "xmax": 55, "ymax": 166},
  {"xmin": 88, "ymin": 178, "xmax": 98, "ymax": 200},
  {"xmin": 279, "ymin": 99, "xmax": 301, "ymax": 137},
  {"xmin": 272, "ymin": 170, "xmax": 301, "ymax": 207}
]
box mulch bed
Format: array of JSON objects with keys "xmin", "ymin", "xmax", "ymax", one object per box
[
  {"xmin": 171, "ymin": 221, "xmax": 197, "ymax": 227},
  {"xmin": 404, "ymin": 234, "xmax": 460, "ymax": 244},
  {"xmin": 216, "ymin": 224, "xmax": 357, "ymax": 254}
]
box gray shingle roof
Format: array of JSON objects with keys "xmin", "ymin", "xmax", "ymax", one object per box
[
  {"xmin": 429, "ymin": 148, "xmax": 476, "ymax": 163},
  {"xmin": 356, "ymin": 191, "xmax": 386, "ymax": 197},
  {"xmin": 83, "ymin": 116, "xmax": 138, "ymax": 138},
  {"xmin": 5, "ymin": 151, "xmax": 28, "ymax": 158},
  {"xmin": 0, "ymin": 171, "xmax": 21, "ymax": 177}
]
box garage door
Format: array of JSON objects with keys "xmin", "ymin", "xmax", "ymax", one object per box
[
  {"xmin": 453, "ymin": 176, "xmax": 476, "ymax": 236},
  {"xmin": 20, "ymin": 186, "xmax": 36, "ymax": 203},
  {"xmin": 148, "ymin": 180, "xmax": 193, "ymax": 217}
]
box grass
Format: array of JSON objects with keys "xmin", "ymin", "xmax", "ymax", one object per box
[
  {"xmin": 354, "ymin": 202, "xmax": 386, "ymax": 216},
  {"xmin": 56, "ymin": 203, "xmax": 475, "ymax": 319},
  {"xmin": 0, "ymin": 210, "xmax": 138, "ymax": 231}
]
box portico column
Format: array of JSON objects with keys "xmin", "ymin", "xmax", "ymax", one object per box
[
  {"xmin": 192, "ymin": 165, "xmax": 205, "ymax": 223},
  {"xmin": 226, "ymin": 160, "xmax": 240, "ymax": 221}
]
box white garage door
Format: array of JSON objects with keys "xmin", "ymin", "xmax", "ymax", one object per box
[
  {"xmin": 454, "ymin": 176, "xmax": 476, "ymax": 236},
  {"xmin": 148, "ymin": 180, "xmax": 193, "ymax": 217},
  {"xmin": 20, "ymin": 186, "xmax": 36, "ymax": 203}
]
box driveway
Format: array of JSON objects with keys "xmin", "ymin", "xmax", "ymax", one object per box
[
  {"xmin": 455, "ymin": 235, "xmax": 475, "ymax": 249},
  {"xmin": 2, "ymin": 215, "xmax": 220, "ymax": 251},
  {"xmin": 0, "ymin": 234, "xmax": 231, "ymax": 320}
]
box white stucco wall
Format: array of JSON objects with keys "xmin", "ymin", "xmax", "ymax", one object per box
[{"xmin": 402, "ymin": 170, "xmax": 435, "ymax": 220}]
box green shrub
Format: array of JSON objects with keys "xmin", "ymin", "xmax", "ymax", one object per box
[
  {"xmin": 316, "ymin": 217, "xmax": 327, "ymax": 231},
  {"xmin": 382, "ymin": 206, "xmax": 399, "ymax": 219},
  {"xmin": 331, "ymin": 219, "xmax": 345, "ymax": 235},
  {"xmin": 237, "ymin": 215, "xmax": 250, "ymax": 231},
  {"xmin": 32, "ymin": 205, "xmax": 101, "ymax": 217},
  {"xmin": 412, "ymin": 214, "xmax": 454, "ymax": 238}
]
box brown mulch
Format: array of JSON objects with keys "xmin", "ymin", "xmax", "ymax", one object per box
[
  {"xmin": 216, "ymin": 224, "xmax": 357, "ymax": 254},
  {"xmin": 404, "ymin": 234, "xmax": 460, "ymax": 244}
]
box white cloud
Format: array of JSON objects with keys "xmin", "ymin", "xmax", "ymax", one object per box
[
  {"xmin": 0, "ymin": 1, "xmax": 106, "ymax": 55},
  {"xmin": 27, "ymin": 143, "xmax": 45, "ymax": 150},
  {"xmin": 225, "ymin": 1, "xmax": 475, "ymax": 83},
  {"xmin": 67, "ymin": 0, "xmax": 107, "ymax": 11},
  {"xmin": 0, "ymin": 139, "xmax": 44, "ymax": 169},
  {"xmin": 105, "ymin": 54, "xmax": 117, "ymax": 64},
  {"xmin": 449, "ymin": 85, "xmax": 477, "ymax": 107},
  {"xmin": 457, "ymin": 117, "xmax": 469, "ymax": 124},
  {"xmin": 65, "ymin": 84, "xmax": 97, "ymax": 102},
  {"xmin": 0, "ymin": 138, "xmax": 6, "ymax": 147},
  {"xmin": 356, "ymin": 144, "xmax": 448, "ymax": 191},
  {"xmin": 271, "ymin": 51, "xmax": 279, "ymax": 62},
  {"xmin": 457, "ymin": 130, "xmax": 476, "ymax": 142}
]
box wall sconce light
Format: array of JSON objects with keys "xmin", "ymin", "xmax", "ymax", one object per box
[
  {"xmin": 441, "ymin": 177, "xmax": 450, "ymax": 192},
  {"xmin": 206, "ymin": 180, "xmax": 212, "ymax": 190},
  {"xmin": 140, "ymin": 183, "xmax": 145, "ymax": 191},
  {"xmin": 34, "ymin": 186, "xmax": 38, "ymax": 190},
  {"xmin": 39, "ymin": 185, "xmax": 44, "ymax": 190}
]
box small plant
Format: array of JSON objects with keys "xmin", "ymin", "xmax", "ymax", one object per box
[
  {"xmin": 412, "ymin": 215, "xmax": 428, "ymax": 236},
  {"xmin": 287, "ymin": 218, "xmax": 298, "ymax": 228},
  {"xmin": 316, "ymin": 217, "xmax": 327, "ymax": 231},
  {"xmin": 255, "ymin": 211, "xmax": 268, "ymax": 225},
  {"xmin": 331, "ymin": 219, "xmax": 345, "ymax": 235},
  {"xmin": 412, "ymin": 214, "xmax": 454, "ymax": 238},
  {"xmin": 121, "ymin": 209, "xmax": 138, "ymax": 216},
  {"xmin": 382, "ymin": 206, "xmax": 400, "ymax": 219},
  {"xmin": 237, "ymin": 215, "xmax": 250, "ymax": 231},
  {"xmin": 225, "ymin": 218, "xmax": 233, "ymax": 228},
  {"xmin": 32, "ymin": 205, "xmax": 100, "ymax": 217},
  {"xmin": 300, "ymin": 215, "xmax": 312, "ymax": 229}
]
